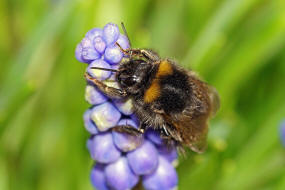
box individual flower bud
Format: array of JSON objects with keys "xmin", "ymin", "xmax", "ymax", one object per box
[
  {"xmin": 104, "ymin": 45, "xmax": 123, "ymax": 64},
  {"xmin": 83, "ymin": 109, "xmax": 98, "ymax": 134},
  {"xmin": 81, "ymin": 37, "xmax": 101, "ymax": 61},
  {"xmin": 103, "ymin": 23, "xmax": 120, "ymax": 45},
  {"xmin": 85, "ymin": 85, "xmax": 108, "ymax": 105},
  {"xmin": 117, "ymin": 34, "xmax": 130, "ymax": 50},
  {"xmin": 87, "ymin": 59, "xmax": 111, "ymax": 80},
  {"xmin": 90, "ymin": 102, "xmax": 121, "ymax": 131},
  {"xmin": 90, "ymin": 164, "xmax": 108, "ymax": 190},
  {"xmin": 86, "ymin": 28, "xmax": 103, "ymax": 41},
  {"xmin": 75, "ymin": 43, "xmax": 85, "ymax": 63},
  {"xmin": 105, "ymin": 157, "xmax": 139, "ymax": 190},
  {"xmin": 112, "ymin": 119, "xmax": 143, "ymax": 152},
  {"xmin": 127, "ymin": 141, "xmax": 159, "ymax": 175},
  {"xmin": 93, "ymin": 36, "xmax": 106, "ymax": 54},
  {"xmin": 113, "ymin": 98, "xmax": 134, "ymax": 115},
  {"xmin": 87, "ymin": 133, "xmax": 121, "ymax": 163},
  {"xmin": 146, "ymin": 129, "xmax": 164, "ymax": 145},
  {"xmin": 157, "ymin": 144, "xmax": 178, "ymax": 163},
  {"xmin": 143, "ymin": 156, "xmax": 178, "ymax": 190}
]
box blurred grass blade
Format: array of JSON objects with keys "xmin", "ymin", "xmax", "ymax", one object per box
[
  {"xmin": 182, "ymin": 0, "xmax": 259, "ymax": 68},
  {"xmin": 0, "ymin": 0, "xmax": 75, "ymax": 135}
]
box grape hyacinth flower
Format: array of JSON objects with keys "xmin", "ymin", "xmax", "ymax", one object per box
[{"xmin": 76, "ymin": 23, "xmax": 178, "ymax": 190}]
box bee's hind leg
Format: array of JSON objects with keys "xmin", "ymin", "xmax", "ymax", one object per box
[{"xmin": 84, "ymin": 72, "xmax": 127, "ymax": 99}]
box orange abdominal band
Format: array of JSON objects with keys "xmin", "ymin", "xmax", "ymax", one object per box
[{"xmin": 144, "ymin": 60, "xmax": 173, "ymax": 103}]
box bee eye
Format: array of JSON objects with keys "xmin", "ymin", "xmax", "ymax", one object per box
[{"xmin": 122, "ymin": 77, "xmax": 136, "ymax": 86}]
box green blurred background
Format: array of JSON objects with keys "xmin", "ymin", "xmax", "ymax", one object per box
[{"xmin": 0, "ymin": 0, "xmax": 285, "ymax": 189}]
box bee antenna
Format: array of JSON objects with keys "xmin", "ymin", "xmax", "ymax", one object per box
[
  {"xmin": 90, "ymin": 67, "xmax": 118, "ymax": 72},
  {"xmin": 115, "ymin": 42, "xmax": 129, "ymax": 55},
  {"xmin": 121, "ymin": 22, "xmax": 132, "ymax": 47}
]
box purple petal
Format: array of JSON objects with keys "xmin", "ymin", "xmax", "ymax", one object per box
[
  {"xmin": 93, "ymin": 36, "xmax": 106, "ymax": 54},
  {"xmin": 82, "ymin": 48, "xmax": 100, "ymax": 62},
  {"xmin": 146, "ymin": 129, "xmax": 163, "ymax": 145},
  {"xmin": 103, "ymin": 23, "xmax": 120, "ymax": 45},
  {"xmin": 127, "ymin": 141, "xmax": 159, "ymax": 175},
  {"xmin": 143, "ymin": 156, "xmax": 178, "ymax": 190},
  {"xmin": 157, "ymin": 144, "xmax": 178, "ymax": 163},
  {"xmin": 83, "ymin": 109, "xmax": 98, "ymax": 134},
  {"xmin": 130, "ymin": 114, "xmax": 140, "ymax": 126},
  {"xmin": 81, "ymin": 37, "xmax": 93, "ymax": 49},
  {"xmin": 86, "ymin": 28, "xmax": 103, "ymax": 41},
  {"xmin": 116, "ymin": 34, "xmax": 130, "ymax": 50},
  {"xmin": 105, "ymin": 157, "xmax": 139, "ymax": 190},
  {"xmin": 75, "ymin": 43, "xmax": 86, "ymax": 63},
  {"xmin": 112, "ymin": 119, "xmax": 143, "ymax": 152},
  {"xmin": 113, "ymin": 98, "xmax": 134, "ymax": 115},
  {"xmin": 85, "ymin": 85, "xmax": 108, "ymax": 105},
  {"xmin": 90, "ymin": 102, "xmax": 121, "ymax": 131},
  {"xmin": 90, "ymin": 164, "xmax": 108, "ymax": 190},
  {"xmin": 87, "ymin": 59, "xmax": 111, "ymax": 80},
  {"xmin": 80, "ymin": 37, "xmax": 101, "ymax": 61},
  {"xmin": 87, "ymin": 133, "xmax": 121, "ymax": 163},
  {"xmin": 104, "ymin": 45, "xmax": 123, "ymax": 64},
  {"xmin": 117, "ymin": 118, "xmax": 138, "ymax": 128}
]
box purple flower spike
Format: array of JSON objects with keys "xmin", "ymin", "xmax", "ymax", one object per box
[
  {"xmin": 127, "ymin": 141, "xmax": 159, "ymax": 175},
  {"xmin": 146, "ymin": 129, "xmax": 163, "ymax": 145},
  {"xmin": 85, "ymin": 85, "xmax": 108, "ymax": 105},
  {"xmin": 86, "ymin": 28, "xmax": 103, "ymax": 41},
  {"xmin": 90, "ymin": 164, "xmax": 109, "ymax": 190},
  {"xmin": 87, "ymin": 59, "xmax": 111, "ymax": 80},
  {"xmin": 87, "ymin": 133, "xmax": 121, "ymax": 163},
  {"xmin": 143, "ymin": 156, "xmax": 178, "ymax": 190},
  {"xmin": 93, "ymin": 36, "xmax": 106, "ymax": 54},
  {"xmin": 77, "ymin": 23, "xmax": 179, "ymax": 190},
  {"xmin": 280, "ymin": 121, "xmax": 285, "ymax": 147},
  {"xmin": 103, "ymin": 23, "xmax": 120, "ymax": 45},
  {"xmin": 117, "ymin": 34, "xmax": 130, "ymax": 50},
  {"xmin": 112, "ymin": 119, "xmax": 143, "ymax": 152},
  {"xmin": 105, "ymin": 157, "xmax": 139, "ymax": 190},
  {"xmin": 83, "ymin": 109, "xmax": 98, "ymax": 134},
  {"xmin": 104, "ymin": 45, "xmax": 123, "ymax": 64},
  {"xmin": 90, "ymin": 102, "xmax": 121, "ymax": 131}
]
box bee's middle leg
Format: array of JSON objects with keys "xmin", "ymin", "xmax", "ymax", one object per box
[{"xmin": 112, "ymin": 125, "xmax": 143, "ymax": 136}]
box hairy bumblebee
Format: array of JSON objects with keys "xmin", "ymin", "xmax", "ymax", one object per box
[{"xmin": 85, "ymin": 23, "xmax": 220, "ymax": 153}]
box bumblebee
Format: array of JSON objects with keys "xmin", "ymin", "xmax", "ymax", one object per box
[{"xmin": 85, "ymin": 24, "xmax": 220, "ymax": 153}]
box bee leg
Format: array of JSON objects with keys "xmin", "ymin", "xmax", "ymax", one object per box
[
  {"xmin": 84, "ymin": 72, "xmax": 127, "ymax": 99},
  {"xmin": 112, "ymin": 125, "xmax": 143, "ymax": 136},
  {"xmin": 140, "ymin": 49, "xmax": 160, "ymax": 62},
  {"xmin": 137, "ymin": 123, "xmax": 147, "ymax": 133},
  {"xmin": 130, "ymin": 49, "xmax": 160, "ymax": 62}
]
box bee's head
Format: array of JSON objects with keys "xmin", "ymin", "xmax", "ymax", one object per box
[{"xmin": 116, "ymin": 59, "xmax": 153, "ymax": 94}]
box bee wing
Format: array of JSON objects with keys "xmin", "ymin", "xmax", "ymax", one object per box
[
  {"xmin": 180, "ymin": 112, "xmax": 209, "ymax": 153},
  {"xmin": 162, "ymin": 110, "xmax": 209, "ymax": 153},
  {"xmin": 208, "ymin": 86, "xmax": 220, "ymax": 117},
  {"xmin": 163, "ymin": 81, "xmax": 218, "ymax": 153}
]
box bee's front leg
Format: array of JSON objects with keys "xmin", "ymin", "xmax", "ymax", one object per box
[{"xmin": 84, "ymin": 72, "xmax": 127, "ymax": 99}]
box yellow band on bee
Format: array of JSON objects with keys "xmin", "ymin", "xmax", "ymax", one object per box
[
  {"xmin": 156, "ymin": 60, "xmax": 173, "ymax": 77},
  {"xmin": 144, "ymin": 81, "xmax": 160, "ymax": 103}
]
